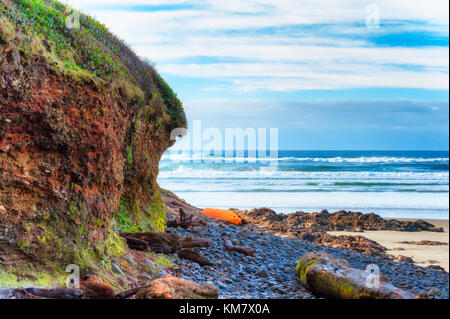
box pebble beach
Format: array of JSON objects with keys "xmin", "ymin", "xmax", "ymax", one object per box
[{"xmin": 167, "ymin": 215, "xmax": 449, "ymax": 299}]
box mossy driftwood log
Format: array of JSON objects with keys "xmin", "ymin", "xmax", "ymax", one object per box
[{"xmin": 296, "ymin": 252, "xmax": 417, "ymax": 299}]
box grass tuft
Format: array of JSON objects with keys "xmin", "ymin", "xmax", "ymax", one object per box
[{"xmin": 0, "ymin": 0, "xmax": 186, "ymax": 130}]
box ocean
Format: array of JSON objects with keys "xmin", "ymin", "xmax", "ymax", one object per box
[{"xmin": 158, "ymin": 150, "xmax": 449, "ymax": 220}]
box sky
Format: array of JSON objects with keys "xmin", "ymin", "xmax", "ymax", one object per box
[{"xmin": 69, "ymin": 0, "xmax": 449, "ymax": 150}]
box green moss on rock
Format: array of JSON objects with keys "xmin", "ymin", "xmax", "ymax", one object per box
[
  {"xmin": 296, "ymin": 252, "xmax": 328, "ymax": 283},
  {"xmin": 296, "ymin": 252, "xmax": 416, "ymax": 299},
  {"xmin": 152, "ymin": 253, "xmax": 175, "ymax": 268},
  {"xmin": 115, "ymin": 189, "xmax": 166, "ymax": 233},
  {"xmin": 0, "ymin": 265, "xmax": 67, "ymax": 289},
  {"xmin": 11, "ymin": 201, "xmax": 127, "ymax": 282}
]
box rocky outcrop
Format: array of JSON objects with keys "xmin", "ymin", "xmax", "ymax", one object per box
[
  {"xmin": 232, "ymin": 208, "xmax": 448, "ymax": 263},
  {"xmin": 398, "ymin": 240, "xmax": 448, "ymax": 246},
  {"xmin": 136, "ymin": 275, "xmax": 219, "ymax": 299},
  {"xmin": 0, "ymin": 0, "xmax": 186, "ymax": 287},
  {"xmin": 427, "ymin": 265, "xmax": 447, "ymax": 272},
  {"xmin": 233, "ymin": 207, "xmax": 445, "ymax": 256},
  {"xmin": 296, "ymin": 252, "xmax": 418, "ymax": 299},
  {"xmin": 237, "ymin": 208, "xmax": 443, "ymax": 232},
  {"xmin": 233, "ymin": 208, "xmax": 388, "ymax": 256}
]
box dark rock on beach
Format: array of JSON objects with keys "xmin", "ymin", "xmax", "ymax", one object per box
[
  {"xmin": 393, "ymin": 255, "xmax": 415, "ymax": 264},
  {"xmin": 235, "ymin": 208, "xmax": 443, "ymax": 233},
  {"xmin": 398, "ymin": 240, "xmax": 448, "ymax": 246},
  {"xmin": 231, "ymin": 208, "xmax": 388, "ymax": 256}
]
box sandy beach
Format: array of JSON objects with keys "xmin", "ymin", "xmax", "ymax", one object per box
[{"xmin": 329, "ymin": 219, "xmax": 449, "ymax": 271}]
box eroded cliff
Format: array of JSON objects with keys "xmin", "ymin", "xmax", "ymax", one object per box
[{"xmin": 0, "ymin": 0, "xmax": 186, "ymax": 287}]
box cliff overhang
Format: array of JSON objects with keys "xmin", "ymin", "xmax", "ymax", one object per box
[{"xmin": 0, "ymin": 0, "xmax": 186, "ymax": 288}]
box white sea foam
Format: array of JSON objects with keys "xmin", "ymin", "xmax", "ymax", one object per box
[
  {"xmin": 161, "ymin": 152, "xmax": 449, "ymax": 164},
  {"xmin": 158, "ymin": 151, "xmax": 449, "ymax": 219},
  {"xmin": 277, "ymin": 156, "xmax": 449, "ymax": 163},
  {"xmin": 158, "ymin": 165, "xmax": 449, "ymax": 181}
]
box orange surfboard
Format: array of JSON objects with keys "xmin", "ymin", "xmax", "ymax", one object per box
[{"xmin": 200, "ymin": 208, "xmax": 243, "ymax": 225}]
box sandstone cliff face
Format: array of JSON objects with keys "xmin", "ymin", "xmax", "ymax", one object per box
[{"xmin": 0, "ymin": 0, "xmax": 186, "ymax": 286}]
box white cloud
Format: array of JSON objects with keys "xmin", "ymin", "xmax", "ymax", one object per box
[
  {"xmin": 68, "ymin": 0, "xmax": 449, "ymax": 91},
  {"xmin": 135, "ymin": 43, "xmax": 448, "ymax": 66},
  {"xmin": 71, "ymin": 0, "xmax": 449, "ymax": 24},
  {"xmin": 223, "ymin": 72, "xmax": 449, "ymax": 91}
]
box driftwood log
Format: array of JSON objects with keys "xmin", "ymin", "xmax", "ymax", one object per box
[
  {"xmin": 0, "ymin": 288, "xmax": 83, "ymax": 299},
  {"xmin": 166, "ymin": 208, "xmax": 205, "ymax": 228},
  {"xmin": 122, "ymin": 236, "xmax": 149, "ymax": 251},
  {"xmin": 114, "ymin": 285, "xmax": 151, "ymax": 299},
  {"xmin": 296, "ymin": 252, "xmax": 418, "ymax": 299},
  {"xmin": 224, "ymin": 239, "xmax": 255, "ymax": 256},
  {"xmin": 180, "ymin": 236, "xmax": 212, "ymax": 250},
  {"xmin": 25, "ymin": 288, "xmax": 84, "ymax": 299},
  {"xmin": 0, "ymin": 285, "xmax": 151, "ymax": 300},
  {"xmin": 11, "ymin": 289, "xmax": 49, "ymax": 299},
  {"xmin": 178, "ymin": 249, "xmax": 214, "ymax": 266},
  {"xmin": 121, "ymin": 231, "xmax": 179, "ymax": 254},
  {"xmin": 163, "ymin": 194, "xmax": 202, "ymax": 216},
  {"xmin": 120, "ymin": 231, "xmax": 211, "ymax": 254}
]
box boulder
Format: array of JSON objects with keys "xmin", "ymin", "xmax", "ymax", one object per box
[
  {"xmin": 80, "ymin": 275, "xmax": 115, "ymax": 299},
  {"xmin": 392, "ymin": 255, "xmax": 415, "ymax": 264},
  {"xmin": 136, "ymin": 275, "xmax": 218, "ymax": 299}
]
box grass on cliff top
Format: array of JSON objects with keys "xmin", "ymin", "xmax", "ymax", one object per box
[{"xmin": 0, "ymin": 0, "xmax": 186, "ymax": 128}]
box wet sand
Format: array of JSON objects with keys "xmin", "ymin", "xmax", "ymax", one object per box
[{"xmin": 329, "ymin": 219, "xmax": 449, "ymax": 271}]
